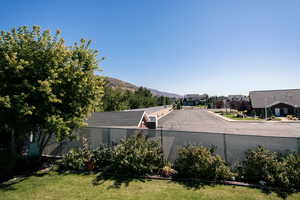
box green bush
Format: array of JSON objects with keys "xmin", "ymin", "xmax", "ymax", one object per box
[
  {"xmin": 240, "ymin": 146, "xmax": 291, "ymax": 191},
  {"xmin": 108, "ymin": 134, "xmax": 164, "ymax": 176},
  {"xmin": 174, "ymin": 145, "xmax": 234, "ymax": 180},
  {"xmin": 58, "ymin": 149, "xmax": 87, "ymax": 171},
  {"xmin": 240, "ymin": 146, "xmax": 282, "ymax": 183},
  {"xmin": 283, "ymin": 152, "xmax": 300, "ymax": 190},
  {"xmin": 57, "ymin": 137, "xmax": 95, "ymax": 171},
  {"xmin": 93, "ymin": 145, "xmax": 113, "ymax": 171},
  {"xmin": 240, "ymin": 146, "xmax": 300, "ymax": 195},
  {"xmin": 58, "ymin": 134, "xmax": 163, "ymax": 176},
  {"xmin": 58, "ymin": 146, "xmax": 112, "ymax": 172}
]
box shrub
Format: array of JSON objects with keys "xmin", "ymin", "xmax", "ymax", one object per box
[
  {"xmin": 57, "ymin": 137, "xmax": 95, "ymax": 171},
  {"xmin": 283, "ymin": 152, "xmax": 300, "ymax": 190},
  {"xmin": 240, "ymin": 146, "xmax": 289, "ymax": 190},
  {"xmin": 174, "ymin": 145, "xmax": 234, "ymax": 180},
  {"xmin": 93, "ymin": 145, "xmax": 113, "ymax": 171},
  {"xmin": 58, "ymin": 147, "xmax": 112, "ymax": 172},
  {"xmin": 108, "ymin": 134, "xmax": 164, "ymax": 176},
  {"xmin": 58, "ymin": 149, "xmax": 87, "ymax": 171},
  {"xmin": 57, "ymin": 134, "xmax": 163, "ymax": 175}
]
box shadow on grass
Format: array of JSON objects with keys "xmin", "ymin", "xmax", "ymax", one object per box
[
  {"xmin": 172, "ymin": 179, "xmax": 209, "ymax": 190},
  {"xmin": 259, "ymin": 187, "xmax": 299, "ymax": 199},
  {"xmin": 175, "ymin": 178, "xmax": 299, "ymax": 199},
  {"xmin": 92, "ymin": 172, "xmax": 150, "ymax": 189},
  {"xmin": 0, "ymin": 177, "xmax": 27, "ymax": 191},
  {"xmin": 0, "ymin": 169, "xmax": 50, "ymax": 191}
]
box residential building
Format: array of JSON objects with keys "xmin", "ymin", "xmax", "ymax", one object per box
[
  {"xmin": 228, "ymin": 95, "xmax": 249, "ymax": 102},
  {"xmin": 183, "ymin": 94, "xmax": 208, "ymax": 106},
  {"xmin": 227, "ymin": 95, "xmax": 251, "ymax": 111},
  {"xmin": 249, "ymin": 89, "xmax": 300, "ymax": 117}
]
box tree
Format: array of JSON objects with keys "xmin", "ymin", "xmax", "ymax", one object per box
[
  {"xmin": 0, "ymin": 26, "xmax": 104, "ymax": 155},
  {"xmin": 102, "ymin": 83, "xmax": 130, "ymax": 111}
]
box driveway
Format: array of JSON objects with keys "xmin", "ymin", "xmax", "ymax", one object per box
[{"xmin": 158, "ymin": 109, "xmax": 300, "ymax": 137}]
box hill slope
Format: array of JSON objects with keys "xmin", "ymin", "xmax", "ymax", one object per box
[
  {"xmin": 103, "ymin": 77, "xmax": 182, "ymax": 98},
  {"xmin": 104, "ymin": 77, "xmax": 137, "ymax": 92}
]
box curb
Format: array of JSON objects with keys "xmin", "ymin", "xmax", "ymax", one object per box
[{"xmin": 157, "ymin": 108, "xmax": 173, "ymax": 120}]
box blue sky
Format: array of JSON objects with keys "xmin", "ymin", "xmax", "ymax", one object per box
[{"xmin": 1, "ymin": 0, "xmax": 300, "ymax": 95}]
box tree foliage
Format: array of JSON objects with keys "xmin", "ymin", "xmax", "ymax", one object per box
[
  {"xmin": 102, "ymin": 82, "xmax": 172, "ymax": 111},
  {"xmin": 0, "ymin": 26, "xmax": 104, "ymax": 154}
]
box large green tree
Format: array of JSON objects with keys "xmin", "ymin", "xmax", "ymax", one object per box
[{"xmin": 0, "ymin": 26, "xmax": 104, "ymax": 155}]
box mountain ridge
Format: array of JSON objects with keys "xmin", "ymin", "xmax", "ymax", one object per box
[{"xmin": 103, "ymin": 76, "xmax": 182, "ymax": 98}]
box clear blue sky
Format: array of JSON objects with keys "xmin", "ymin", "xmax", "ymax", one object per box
[{"xmin": 1, "ymin": 0, "xmax": 300, "ymax": 95}]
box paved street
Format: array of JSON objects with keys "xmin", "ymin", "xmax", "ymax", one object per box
[{"xmin": 158, "ymin": 109, "xmax": 300, "ymax": 137}]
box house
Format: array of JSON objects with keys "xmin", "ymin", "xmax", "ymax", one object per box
[
  {"xmin": 249, "ymin": 89, "xmax": 300, "ymax": 117},
  {"xmin": 227, "ymin": 95, "xmax": 251, "ymax": 111},
  {"xmin": 207, "ymin": 96, "xmax": 227, "ymax": 108},
  {"xmin": 228, "ymin": 95, "xmax": 249, "ymax": 102},
  {"xmin": 86, "ymin": 111, "xmax": 150, "ymax": 128},
  {"xmin": 183, "ymin": 94, "xmax": 208, "ymax": 106}
]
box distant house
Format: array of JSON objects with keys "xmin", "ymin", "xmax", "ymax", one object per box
[
  {"xmin": 86, "ymin": 111, "xmax": 150, "ymax": 128},
  {"xmin": 207, "ymin": 96, "xmax": 227, "ymax": 109},
  {"xmin": 227, "ymin": 95, "xmax": 250, "ymax": 111},
  {"xmin": 183, "ymin": 94, "xmax": 208, "ymax": 106},
  {"xmin": 228, "ymin": 95, "xmax": 249, "ymax": 102},
  {"xmin": 249, "ymin": 89, "xmax": 300, "ymax": 117}
]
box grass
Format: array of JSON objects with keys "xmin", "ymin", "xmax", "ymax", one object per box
[
  {"xmin": 222, "ymin": 113, "xmax": 260, "ymax": 120},
  {"xmin": 1, "ymin": 172, "xmax": 300, "ymax": 200},
  {"xmin": 196, "ymin": 105, "xmax": 207, "ymax": 109},
  {"xmin": 213, "ymin": 111, "xmax": 260, "ymax": 120}
]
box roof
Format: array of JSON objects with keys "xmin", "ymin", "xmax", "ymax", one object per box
[
  {"xmin": 228, "ymin": 95, "xmax": 249, "ymax": 101},
  {"xmin": 249, "ymin": 89, "xmax": 300, "ymax": 108},
  {"xmin": 86, "ymin": 111, "xmax": 147, "ymax": 127},
  {"xmin": 228, "ymin": 95, "xmax": 247, "ymax": 98}
]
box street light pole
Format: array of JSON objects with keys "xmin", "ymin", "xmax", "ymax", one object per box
[
  {"xmin": 265, "ymin": 97, "xmax": 268, "ymax": 120},
  {"xmin": 265, "ymin": 106, "xmax": 267, "ymax": 120}
]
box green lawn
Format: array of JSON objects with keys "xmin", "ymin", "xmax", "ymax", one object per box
[
  {"xmin": 222, "ymin": 113, "xmax": 260, "ymax": 120},
  {"xmin": 196, "ymin": 105, "xmax": 207, "ymax": 109},
  {"xmin": 1, "ymin": 172, "xmax": 300, "ymax": 200}
]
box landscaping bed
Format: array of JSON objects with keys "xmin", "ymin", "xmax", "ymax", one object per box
[
  {"xmin": 222, "ymin": 113, "xmax": 259, "ymax": 120},
  {"xmin": 213, "ymin": 110, "xmax": 280, "ymax": 121},
  {"xmin": 2, "ymin": 134, "xmax": 299, "ymax": 199}
]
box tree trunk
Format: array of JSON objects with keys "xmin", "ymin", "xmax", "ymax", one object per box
[{"xmin": 9, "ymin": 129, "xmax": 17, "ymax": 173}]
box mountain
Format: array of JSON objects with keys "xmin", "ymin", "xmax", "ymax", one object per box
[
  {"xmin": 146, "ymin": 88, "xmax": 182, "ymax": 98},
  {"xmin": 103, "ymin": 77, "xmax": 182, "ymax": 98},
  {"xmin": 104, "ymin": 77, "xmax": 137, "ymax": 92}
]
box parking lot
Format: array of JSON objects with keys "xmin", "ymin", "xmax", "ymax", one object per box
[{"xmin": 158, "ymin": 109, "xmax": 300, "ymax": 137}]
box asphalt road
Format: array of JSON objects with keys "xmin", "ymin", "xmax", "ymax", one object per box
[{"xmin": 158, "ymin": 109, "xmax": 300, "ymax": 137}]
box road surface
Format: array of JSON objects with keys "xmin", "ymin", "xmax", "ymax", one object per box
[{"xmin": 158, "ymin": 109, "xmax": 300, "ymax": 137}]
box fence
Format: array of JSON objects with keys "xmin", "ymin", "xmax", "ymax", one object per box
[{"xmin": 43, "ymin": 127, "xmax": 300, "ymax": 165}]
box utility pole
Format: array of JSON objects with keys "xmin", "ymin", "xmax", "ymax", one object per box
[
  {"xmin": 264, "ymin": 97, "xmax": 268, "ymax": 120},
  {"xmin": 224, "ymin": 99, "xmax": 228, "ymax": 114}
]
